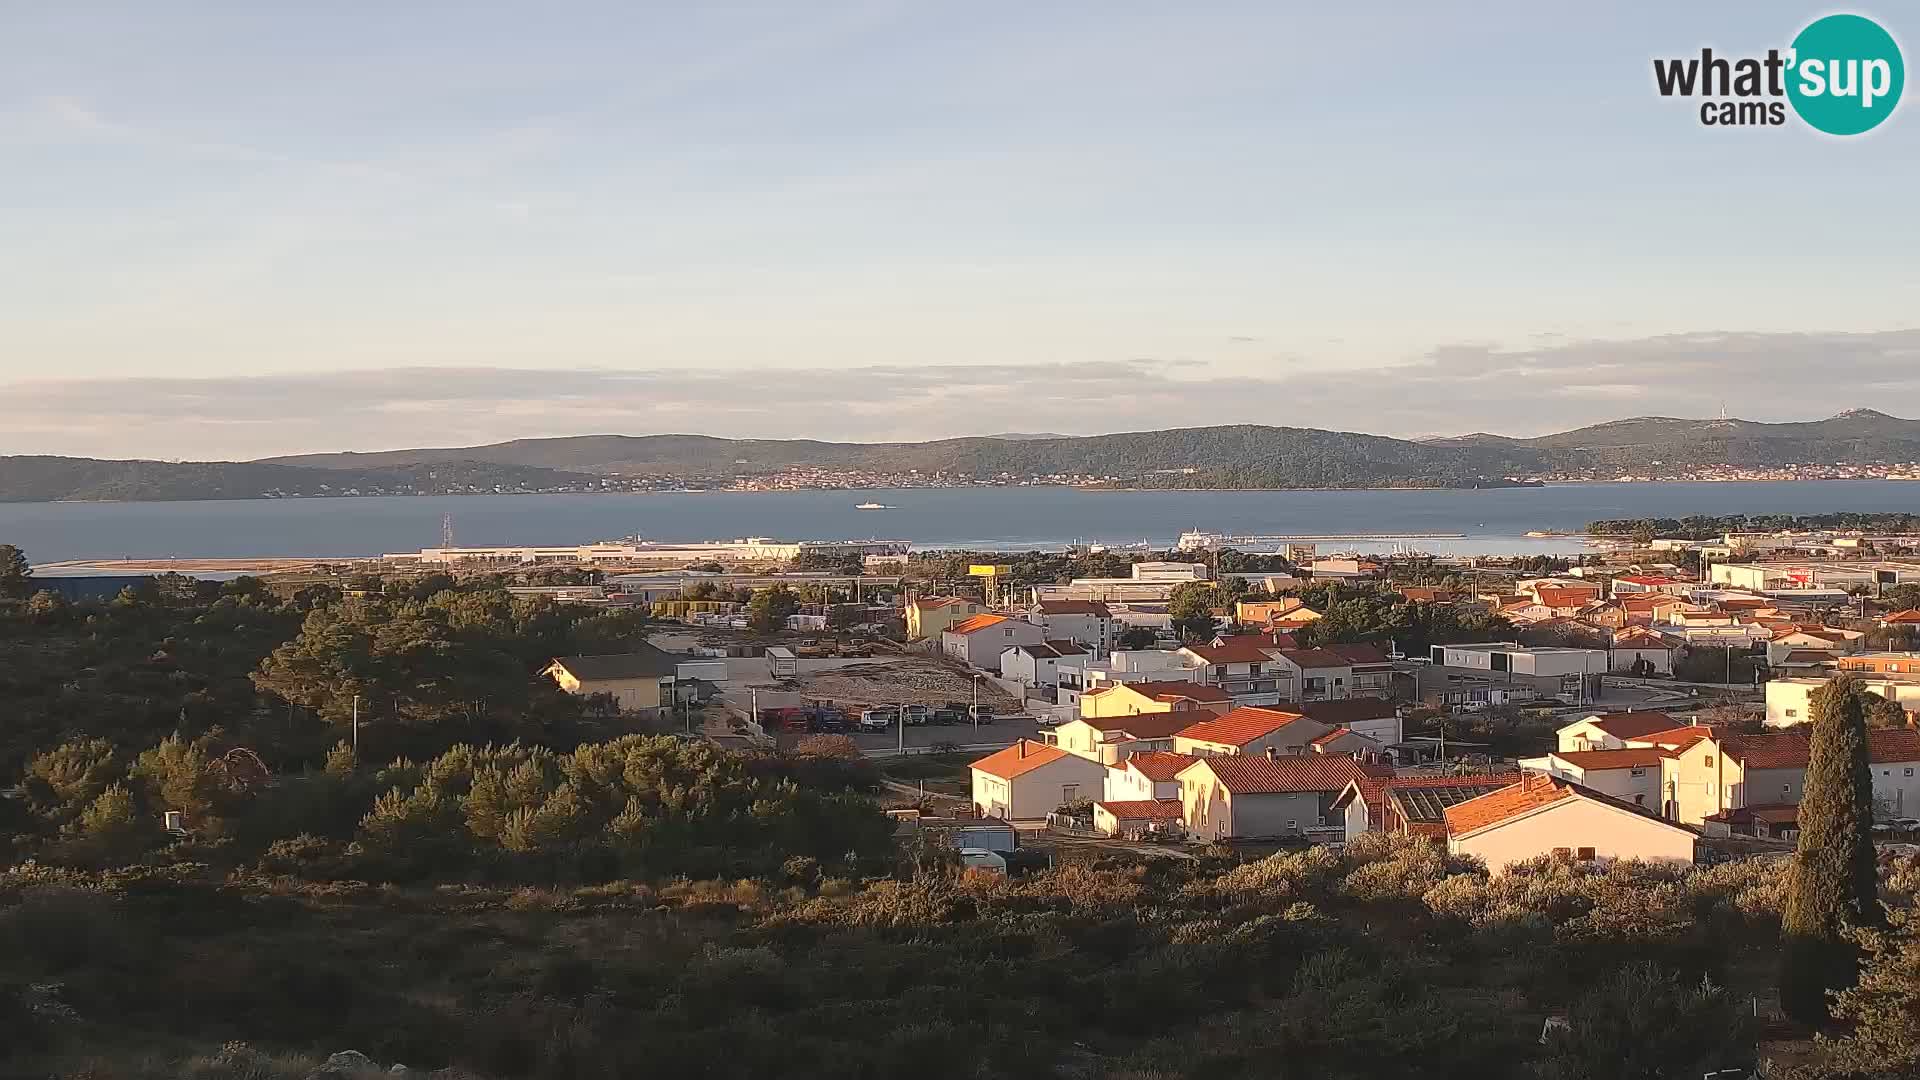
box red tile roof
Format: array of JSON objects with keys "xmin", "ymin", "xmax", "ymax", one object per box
[
  {"xmin": 1551, "ymin": 747, "xmax": 1673, "ymax": 770},
  {"xmin": 1274, "ymin": 647, "xmax": 1353, "ymax": 669},
  {"xmin": 1581, "ymin": 712, "xmax": 1680, "ymax": 740},
  {"xmin": 970, "ymin": 740, "xmax": 1071, "ymax": 780},
  {"xmin": 1184, "ymin": 754, "xmax": 1376, "ymax": 795},
  {"xmin": 1174, "ymin": 706, "xmax": 1313, "ymax": 747},
  {"xmin": 1036, "ymin": 600, "xmax": 1113, "ymax": 617},
  {"xmin": 1536, "ymin": 587, "xmax": 1594, "ymax": 609},
  {"xmin": 1715, "ymin": 729, "xmax": 1920, "ymax": 769},
  {"xmin": 1124, "ymin": 751, "xmax": 1198, "ymax": 781},
  {"xmin": 1443, "ymin": 773, "xmax": 1578, "ymax": 835},
  {"xmin": 946, "ymin": 613, "xmax": 1009, "ymax": 635},
  {"xmin": 1299, "ymin": 698, "xmax": 1398, "ymax": 726},
  {"xmin": 1882, "ymin": 609, "xmax": 1920, "ymax": 624},
  {"xmin": 1633, "ymin": 725, "xmax": 1719, "ymax": 750},
  {"xmin": 1310, "ymin": 726, "xmax": 1355, "ymax": 746},
  {"xmin": 1095, "ymin": 798, "xmax": 1184, "ymax": 821},
  {"xmin": 1076, "ymin": 713, "xmax": 1193, "ymax": 739},
  {"xmin": 1325, "ymin": 643, "xmax": 1391, "ymax": 665}
]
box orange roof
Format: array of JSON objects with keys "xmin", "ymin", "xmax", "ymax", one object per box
[
  {"xmin": 1551, "ymin": 747, "xmax": 1672, "ymax": 770},
  {"xmin": 1721, "ymin": 728, "xmax": 1920, "ymax": 769},
  {"xmin": 970, "ymin": 739, "xmax": 1071, "ymax": 780},
  {"xmin": 1634, "ymin": 725, "xmax": 1718, "ymax": 750},
  {"xmin": 1581, "ymin": 712, "xmax": 1679, "ymax": 740},
  {"xmin": 1882, "ymin": 609, "xmax": 1920, "ymax": 624},
  {"xmin": 1095, "ymin": 798, "xmax": 1184, "ymax": 821},
  {"xmin": 946, "ymin": 613, "xmax": 1009, "ymax": 635},
  {"xmin": 1443, "ymin": 773, "xmax": 1578, "ymax": 835},
  {"xmin": 1174, "ymin": 706, "xmax": 1312, "ymax": 747},
  {"xmin": 1536, "ymin": 587, "xmax": 1594, "ymax": 608},
  {"xmin": 1125, "ymin": 751, "xmax": 1198, "ymax": 781},
  {"xmin": 1184, "ymin": 754, "xmax": 1376, "ymax": 795},
  {"xmin": 1185, "ymin": 641, "xmax": 1284, "ymax": 664},
  {"xmin": 1310, "ymin": 726, "xmax": 1355, "ymax": 745}
]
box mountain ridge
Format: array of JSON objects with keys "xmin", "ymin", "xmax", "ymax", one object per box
[{"xmin": 5, "ymin": 410, "xmax": 1918, "ymax": 502}]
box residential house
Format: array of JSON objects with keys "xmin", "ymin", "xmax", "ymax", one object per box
[
  {"xmin": 1323, "ymin": 643, "xmax": 1395, "ymax": 698},
  {"xmin": 1768, "ymin": 626, "xmax": 1865, "ymax": 664},
  {"xmin": 1178, "ymin": 753, "xmax": 1377, "ymax": 841},
  {"xmin": 999, "ymin": 640, "xmax": 1087, "ymax": 690},
  {"xmin": 1555, "ymin": 711, "xmax": 1680, "ymax": 753},
  {"xmin": 1177, "ymin": 640, "xmax": 1294, "ymax": 706},
  {"xmin": 1028, "ymin": 600, "xmax": 1115, "ymax": 654},
  {"xmin": 1836, "ymin": 651, "xmax": 1920, "ymax": 675},
  {"xmin": 1610, "ymin": 575, "xmax": 1682, "ymax": 597},
  {"xmin": 969, "ymin": 740, "xmax": 1108, "ymax": 820},
  {"xmin": 1766, "ymin": 675, "xmax": 1920, "ymax": 727},
  {"xmin": 907, "ymin": 596, "xmax": 986, "ymax": 640},
  {"xmin": 1298, "ymin": 697, "xmax": 1404, "ymax": 746},
  {"xmin": 1518, "ymin": 748, "xmax": 1669, "ymax": 810},
  {"xmin": 1235, "ymin": 599, "xmax": 1306, "ymax": 627},
  {"xmin": 1309, "ymin": 726, "xmax": 1385, "ymax": 758},
  {"xmin": 545, "ymin": 647, "xmax": 680, "ymax": 716},
  {"xmin": 1659, "ymin": 727, "xmax": 1920, "ymax": 824},
  {"xmin": 1079, "ymin": 680, "xmax": 1232, "ymax": 722},
  {"xmin": 1333, "ymin": 772, "xmax": 1524, "ymax": 841},
  {"xmin": 942, "ymin": 614, "xmax": 1045, "ymax": 669},
  {"xmin": 1051, "ymin": 713, "xmax": 1193, "ymax": 765},
  {"xmin": 1270, "ymin": 647, "xmax": 1353, "ymax": 701},
  {"xmin": 1102, "ymin": 750, "xmax": 1196, "ymax": 802},
  {"xmin": 1772, "ymin": 650, "xmax": 1839, "ymax": 675},
  {"xmin": 1444, "ymin": 774, "xmax": 1698, "ymax": 874},
  {"xmin": 1055, "ymin": 648, "xmax": 1198, "ymax": 708},
  {"xmin": 1577, "ymin": 601, "xmax": 1628, "ymax": 631},
  {"xmin": 1608, "ymin": 627, "xmax": 1679, "ymax": 675},
  {"xmin": 1879, "ymin": 608, "xmax": 1920, "ymax": 630},
  {"xmin": 1267, "ymin": 606, "xmax": 1324, "ymax": 631},
  {"xmin": 1092, "ymin": 798, "xmax": 1186, "ymax": 839},
  {"xmin": 1172, "ymin": 706, "xmax": 1331, "ymax": 757},
  {"xmin": 1533, "ymin": 586, "xmax": 1599, "ymax": 616}
]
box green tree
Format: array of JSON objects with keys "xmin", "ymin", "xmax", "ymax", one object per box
[
  {"xmin": 24, "ymin": 737, "xmax": 121, "ymax": 816},
  {"xmin": 1815, "ymin": 909, "xmax": 1920, "ymax": 1079},
  {"xmin": 1535, "ymin": 963, "xmax": 1756, "ymax": 1080},
  {"xmin": 1117, "ymin": 626, "xmax": 1159, "ymax": 650},
  {"xmin": 0, "ymin": 544, "xmax": 31, "ymax": 600},
  {"xmin": 1781, "ymin": 676, "xmax": 1884, "ymax": 1025},
  {"xmin": 1167, "ymin": 582, "xmax": 1226, "ymax": 641},
  {"xmin": 747, "ymin": 585, "xmax": 800, "ymax": 633},
  {"xmin": 1861, "ymin": 691, "xmax": 1910, "ymax": 729},
  {"xmin": 129, "ymin": 735, "xmax": 219, "ymax": 823}
]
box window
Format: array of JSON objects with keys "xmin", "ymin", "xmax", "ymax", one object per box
[
  {"xmin": 1907, "ymin": 768, "xmax": 1915, "ymax": 778},
  {"xmin": 1634, "ymin": 794, "xmax": 1645, "ymax": 805},
  {"xmin": 1286, "ymin": 820, "xmax": 1297, "ymax": 831},
  {"xmin": 1576, "ymin": 847, "xmax": 1596, "ymax": 861},
  {"xmin": 1704, "ymin": 755, "xmax": 1714, "ymax": 767},
  {"xmin": 1630, "ymin": 767, "xmax": 1647, "ymax": 777},
  {"xmin": 1785, "ymin": 709, "xmax": 1798, "ymax": 718},
  {"xmin": 1061, "ymin": 784, "xmax": 1078, "ymax": 803},
  {"xmin": 1784, "ymin": 783, "xmax": 1793, "ymax": 794}
]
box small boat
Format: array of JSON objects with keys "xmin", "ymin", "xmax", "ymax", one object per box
[{"xmin": 855, "ymin": 502, "xmax": 890, "ymax": 510}]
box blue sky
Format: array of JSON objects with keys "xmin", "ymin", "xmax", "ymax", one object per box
[{"xmin": 1, "ymin": 2, "xmax": 1916, "ymax": 456}]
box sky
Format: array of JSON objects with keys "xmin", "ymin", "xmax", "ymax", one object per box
[{"xmin": 2, "ymin": 2, "xmax": 1917, "ymax": 459}]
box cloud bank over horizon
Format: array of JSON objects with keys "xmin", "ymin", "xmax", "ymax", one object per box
[{"xmin": 3, "ymin": 329, "xmax": 1917, "ymax": 460}]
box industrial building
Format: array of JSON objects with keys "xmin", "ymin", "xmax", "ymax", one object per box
[{"xmin": 382, "ymin": 537, "xmax": 910, "ymax": 567}]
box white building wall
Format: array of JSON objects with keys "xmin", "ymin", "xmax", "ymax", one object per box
[{"xmin": 1450, "ymin": 798, "xmax": 1696, "ymax": 874}]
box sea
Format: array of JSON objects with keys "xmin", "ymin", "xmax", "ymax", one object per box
[{"xmin": 5, "ymin": 480, "xmax": 1920, "ymax": 566}]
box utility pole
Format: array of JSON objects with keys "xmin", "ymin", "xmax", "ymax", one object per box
[{"xmin": 351, "ymin": 695, "xmax": 359, "ymax": 756}]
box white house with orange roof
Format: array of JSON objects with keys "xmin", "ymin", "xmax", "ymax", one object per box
[
  {"xmin": 1607, "ymin": 627, "xmax": 1679, "ymax": 675},
  {"xmin": 1050, "ymin": 712, "xmax": 1194, "ymax": 766},
  {"xmin": 1554, "ymin": 711, "xmax": 1680, "ymax": 753},
  {"xmin": 941, "ymin": 613, "xmax": 1044, "ymax": 669},
  {"xmin": 1103, "ymin": 750, "xmax": 1196, "ymax": 803},
  {"xmin": 970, "ymin": 739, "xmax": 1108, "ymax": 821},
  {"xmin": 1443, "ymin": 774, "xmax": 1699, "ymax": 874},
  {"xmin": 1879, "ymin": 608, "xmax": 1920, "ymax": 630}
]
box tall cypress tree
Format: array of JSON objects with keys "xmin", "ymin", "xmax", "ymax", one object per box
[{"xmin": 1779, "ymin": 675, "xmax": 1883, "ymax": 1025}]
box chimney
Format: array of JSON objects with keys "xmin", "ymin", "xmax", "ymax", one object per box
[
  {"xmin": 1018, "ymin": 740, "xmax": 1028, "ymax": 758},
  {"xmin": 1265, "ymin": 745, "xmax": 1278, "ymax": 761}
]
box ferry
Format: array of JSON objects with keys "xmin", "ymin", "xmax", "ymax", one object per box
[{"xmin": 855, "ymin": 502, "xmax": 890, "ymax": 510}]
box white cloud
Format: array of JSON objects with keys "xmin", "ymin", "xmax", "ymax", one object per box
[{"xmin": 1, "ymin": 328, "xmax": 1916, "ymax": 460}]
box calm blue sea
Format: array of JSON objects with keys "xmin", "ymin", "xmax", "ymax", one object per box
[{"xmin": 5, "ymin": 481, "xmax": 1919, "ymax": 564}]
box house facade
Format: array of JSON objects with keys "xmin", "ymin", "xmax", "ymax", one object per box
[
  {"xmin": 1177, "ymin": 754, "xmax": 1372, "ymax": 841},
  {"xmin": 1172, "ymin": 706, "xmax": 1332, "ymax": 758},
  {"xmin": 999, "ymin": 640, "xmax": 1088, "ymax": 689},
  {"xmin": 942, "ymin": 614, "xmax": 1045, "ymax": 669},
  {"xmin": 1518, "ymin": 748, "xmax": 1668, "ymax": 810},
  {"xmin": 969, "ymin": 740, "xmax": 1109, "ymax": 820},
  {"xmin": 1050, "ymin": 713, "xmax": 1192, "ymax": 766},
  {"xmin": 1444, "ymin": 774, "xmax": 1698, "ymax": 874},
  {"xmin": 908, "ymin": 597, "xmax": 986, "ymax": 640},
  {"xmin": 1028, "ymin": 600, "xmax": 1115, "ymax": 655},
  {"xmin": 545, "ymin": 648, "xmax": 679, "ymax": 716}
]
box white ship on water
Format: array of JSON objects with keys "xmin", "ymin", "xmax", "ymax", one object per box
[{"xmin": 855, "ymin": 502, "xmax": 892, "ymax": 510}]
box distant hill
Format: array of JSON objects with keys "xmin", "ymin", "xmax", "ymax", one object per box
[
  {"xmin": 7, "ymin": 410, "xmax": 1920, "ymax": 501},
  {"xmin": 1433, "ymin": 409, "xmax": 1920, "ymax": 468}
]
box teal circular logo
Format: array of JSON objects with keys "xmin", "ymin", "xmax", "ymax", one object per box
[{"xmin": 1786, "ymin": 14, "xmax": 1904, "ymax": 135}]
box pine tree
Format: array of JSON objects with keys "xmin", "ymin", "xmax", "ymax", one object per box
[
  {"xmin": 1780, "ymin": 675, "xmax": 1883, "ymax": 1025},
  {"xmin": 0, "ymin": 543, "xmax": 31, "ymax": 600}
]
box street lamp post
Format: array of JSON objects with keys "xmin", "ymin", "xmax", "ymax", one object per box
[{"xmin": 971, "ymin": 675, "xmax": 982, "ymax": 738}]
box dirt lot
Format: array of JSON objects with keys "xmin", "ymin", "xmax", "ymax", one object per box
[{"xmin": 791, "ymin": 658, "xmax": 1019, "ymax": 710}]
